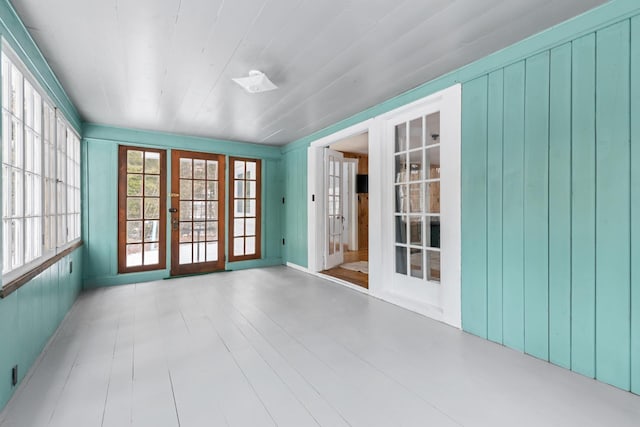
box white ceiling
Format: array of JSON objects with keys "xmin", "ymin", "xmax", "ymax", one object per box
[{"xmin": 12, "ymin": 0, "xmax": 606, "ymax": 145}]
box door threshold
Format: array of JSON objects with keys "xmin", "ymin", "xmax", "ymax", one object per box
[
  {"xmin": 316, "ymin": 272, "xmax": 370, "ymax": 295},
  {"xmin": 165, "ymin": 269, "xmax": 229, "ymax": 280}
]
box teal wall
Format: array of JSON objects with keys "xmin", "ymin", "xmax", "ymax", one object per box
[
  {"xmin": 462, "ymin": 15, "xmax": 639, "ymax": 394},
  {"xmin": 0, "ymin": 0, "xmax": 84, "ymax": 412},
  {"xmin": 281, "ymin": 1, "xmax": 640, "ymax": 394},
  {"xmin": 82, "ymin": 124, "xmax": 284, "ymax": 288},
  {"xmin": 0, "ymin": 249, "xmax": 83, "ymax": 410}
]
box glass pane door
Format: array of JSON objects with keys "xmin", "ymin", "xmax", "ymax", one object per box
[
  {"xmin": 170, "ymin": 150, "xmax": 225, "ymax": 275},
  {"xmin": 394, "ymin": 112, "xmax": 441, "ymax": 283}
]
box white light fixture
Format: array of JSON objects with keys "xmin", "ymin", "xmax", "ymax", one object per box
[{"xmin": 232, "ymin": 70, "xmax": 278, "ymax": 93}]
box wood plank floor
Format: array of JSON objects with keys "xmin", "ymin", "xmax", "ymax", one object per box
[{"xmin": 1, "ymin": 266, "xmax": 639, "ymax": 427}]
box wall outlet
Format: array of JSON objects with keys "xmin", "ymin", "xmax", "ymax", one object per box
[{"xmin": 11, "ymin": 365, "xmax": 18, "ymax": 386}]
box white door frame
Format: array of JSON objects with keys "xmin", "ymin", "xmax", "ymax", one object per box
[
  {"xmin": 306, "ymin": 84, "xmax": 460, "ymax": 328},
  {"xmin": 307, "ymin": 120, "xmax": 373, "ymax": 276}
]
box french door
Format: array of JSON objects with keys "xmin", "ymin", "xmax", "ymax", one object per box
[
  {"xmin": 325, "ymin": 148, "xmax": 344, "ymax": 269},
  {"xmin": 170, "ymin": 150, "xmax": 225, "ymax": 276}
]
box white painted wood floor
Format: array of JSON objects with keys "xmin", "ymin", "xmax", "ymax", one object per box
[{"xmin": 1, "ymin": 266, "xmax": 639, "ymax": 427}]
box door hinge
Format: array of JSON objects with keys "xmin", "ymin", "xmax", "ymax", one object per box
[{"xmin": 312, "ymin": 194, "xmax": 315, "ymax": 202}]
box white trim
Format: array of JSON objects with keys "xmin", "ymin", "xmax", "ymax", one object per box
[{"xmin": 285, "ymin": 262, "xmax": 310, "ymax": 273}]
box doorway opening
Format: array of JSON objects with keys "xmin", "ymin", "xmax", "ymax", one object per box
[{"xmin": 320, "ymin": 133, "xmax": 369, "ymax": 288}]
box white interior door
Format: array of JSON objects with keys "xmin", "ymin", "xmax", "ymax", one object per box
[
  {"xmin": 343, "ymin": 159, "xmax": 358, "ymax": 251},
  {"xmin": 380, "ymin": 84, "xmax": 461, "ymax": 327},
  {"xmin": 325, "ymin": 148, "xmax": 344, "ymax": 269}
]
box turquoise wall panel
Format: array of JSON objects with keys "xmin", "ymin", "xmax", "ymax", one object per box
[
  {"xmin": 461, "ymin": 76, "xmax": 488, "ymax": 338},
  {"xmin": 501, "ymin": 61, "xmax": 526, "ymax": 352},
  {"xmin": 523, "ymin": 52, "xmax": 550, "ymax": 361},
  {"xmin": 282, "ymin": 146, "xmax": 308, "ymax": 267},
  {"xmin": 548, "ymin": 43, "xmax": 572, "ymax": 370},
  {"xmin": 82, "ymin": 125, "xmax": 284, "ymax": 288},
  {"xmin": 632, "ymin": 15, "xmax": 640, "ymax": 397},
  {"xmin": 570, "ymin": 33, "xmax": 597, "ymax": 379},
  {"xmin": 460, "ymin": 16, "xmax": 639, "ymax": 392},
  {"xmin": 594, "ymin": 21, "xmax": 631, "ymax": 390},
  {"xmin": 0, "ymin": 248, "xmax": 83, "ymax": 411},
  {"xmin": 486, "ymin": 70, "xmax": 504, "ymax": 344}
]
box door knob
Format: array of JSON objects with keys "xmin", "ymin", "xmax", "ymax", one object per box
[{"xmin": 168, "ymin": 208, "xmax": 177, "ymax": 213}]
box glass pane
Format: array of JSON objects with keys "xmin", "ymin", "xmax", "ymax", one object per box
[
  {"xmin": 180, "ymin": 179, "xmax": 192, "ymax": 199},
  {"xmin": 127, "ymin": 198, "xmax": 142, "ymax": 219},
  {"xmin": 206, "ymin": 242, "xmax": 218, "ymax": 262},
  {"xmin": 395, "ymin": 122, "xmax": 407, "ymax": 152},
  {"xmin": 426, "ymin": 146, "xmax": 440, "ymax": 178},
  {"xmin": 144, "ymin": 198, "xmax": 159, "ymax": 219},
  {"xmin": 408, "ymin": 151, "xmax": 423, "ymax": 181},
  {"xmin": 193, "ymin": 222, "xmax": 206, "ymax": 241},
  {"xmin": 395, "ymin": 246, "xmax": 407, "ymax": 275},
  {"xmin": 206, "ymin": 221, "xmax": 218, "ymax": 241},
  {"xmin": 329, "ymin": 235, "xmax": 334, "ymax": 255},
  {"xmin": 144, "ymin": 152, "xmax": 160, "ymax": 174},
  {"xmin": 206, "ymin": 201, "xmax": 218, "ymax": 220},
  {"xmin": 395, "ymin": 153, "xmax": 406, "ymax": 182},
  {"xmin": 144, "ymin": 175, "xmax": 160, "ymax": 197},
  {"xmin": 126, "ymin": 221, "xmax": 142, "ymax": 243},
  {"xmin": 427, "ymin": 250, "xmax": 441, "ymax": 283},
  {"xmin": 234, "ymin": 219, "xmax": 245, "ymax": 237},
  {"xmin": 126, "ymin": 244, "xmax": 143, "ymax": 267},
  {"xmin": 234, "ymin": 181, "xmax": 244, "ymax": 199},
  {"xmin": 245, "ymin": 181, "xmax": 256, "ymax": 198},
  {"xmin": 193, "ymin": 159, "xmax": 206, "ymax": 179},
  {"xmin": 179, "ymin": 222, "xmax": 192, "ymax": 242},
  {"xmin": 395, "ymin": 215, "xmax": 407, "ymax": 244},
  {"xmin": 246, "ymin": 218, "xmax": 256, "ymax": 236},
  {"xmin": 207, "ymin": 181, "xmax": 218, "ymax": 200},
  {"xmin": 193, "ymin": 181, "xmax": 206, "ymax": 200},
  {"xmin": 426, "ymin": 112, "xmax": 440, "ymax": 147},
  {"xmin": 410, "ymin": 216, "xmax": 423, "ymax": 246},
  {"xmin": 144, "ymin": 220, "xmax": 160, "ymax": 242},
  {"xmin": 179, "ymin": 201, "xmax": 192, "ymax": 221},
  {"xmin": 143, "ymin": 243, "xmax": 159, "ymax": 265},
  {"xmin": 245, "ymin": 200, "xmax": 256, "ymax": 217},
  {"xmin": 179, "ymin": 158, "xmax": 192, "ymax": 178},
  {"xmin": 395, "ymin": 185, "xmax": 407, "ymax": 214},
  {"xmin": 246, "ymin": 162, "xmax": 257, "ymax": 180},
  {"xmin": 409, "ymin": 183, "xmax": 424, "ymax": 213},
  {"xmin": 206, "ymin": 160, "xmax": 218, "ymax": 180},
  {"xmin": 179, "ymin": 243, "xmax": 192, "ymax": 264},
  {"xmin": 409, "ymin": 118, "xmax": 422, "ymax": 150},
  {"xmin": 428, "ymin": 217, "xmax": 441, "ymax": 248},
  {"xmin": 193, "ymin": 201, "xmax": 206, "ymax": 220},
  {"xmin": 127, "ymin": 150, "xmax": 143, "ymax": 173},
  {"xmin": 245, "ymin": 237, "xmax": 256, "ymax": 255},
  {"xmin": 195, "ymin": 242, "xmax": 206, "ymax": 263},
  {"xmin": 234, "ymin": 161, "xmax": 245, "ymax": 179},
  {"xmin": 410, "ymin": 249, "xmax": 424, "ymax": 279},
  {"xmin": 427, "ymin": 182, "xmax": 440, "ymax": 214},
  {"xmin": 235, "ymin": 200, "xmax": 245, "ymax": 218},
  {"xmin": 234, "ymin": 237, "xmax": 244, "ymax": 256}
]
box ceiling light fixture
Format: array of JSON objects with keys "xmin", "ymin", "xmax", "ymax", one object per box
[{"xmin": 232, "ymin": 70, "xmax": 278, "ymax": 94}]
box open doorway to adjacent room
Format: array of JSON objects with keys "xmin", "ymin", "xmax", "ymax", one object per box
[{"xmin": 320, "ymin": 132, "xmax": 369, "ymax": 288}]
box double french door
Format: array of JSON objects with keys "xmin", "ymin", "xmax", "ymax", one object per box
[{"xmin": 169, "ymin": 150, "xmax": 225, "ymax": 276}]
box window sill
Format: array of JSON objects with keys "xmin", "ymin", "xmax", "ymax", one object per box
[{"xmin": 1, "ymin": 240, "xmax": 83, "ymax": 299}]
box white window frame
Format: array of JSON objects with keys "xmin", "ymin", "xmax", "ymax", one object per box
[{"xmin": 1, "ymin": 41, "xmax": 81, "ymax": 287}]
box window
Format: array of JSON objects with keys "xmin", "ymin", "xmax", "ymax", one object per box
[
  {"xmin": 229, "ymin": 157, "xmax": 261, "ymax": 261},
  {"xmin": 117, "ymin": 146, "xmax": 166, "ymax": 273},
  {"xmin": 394, "ymin": 112, "xmax": 441, "ymax": 282},
  {"xmin": 1, "ymin": 45, "xmax": 81, "ymax": 287}
]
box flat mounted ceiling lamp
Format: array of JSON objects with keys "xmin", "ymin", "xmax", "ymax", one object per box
[{"xmin": 232, "ymin": 70, "xmax": 278, "ymax": 94}]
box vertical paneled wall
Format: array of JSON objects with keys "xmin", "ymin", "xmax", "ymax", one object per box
[
  {"xmin": 282, "ymin": 146, "xmax": 308, "ymax": 267},
  {"xmin": 461, "ymin": 17, "xmax": 639, "ymax": 393},
  {"xmin": 0, "ymin": 249, "xmax": 83, "ymax": 410}
]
